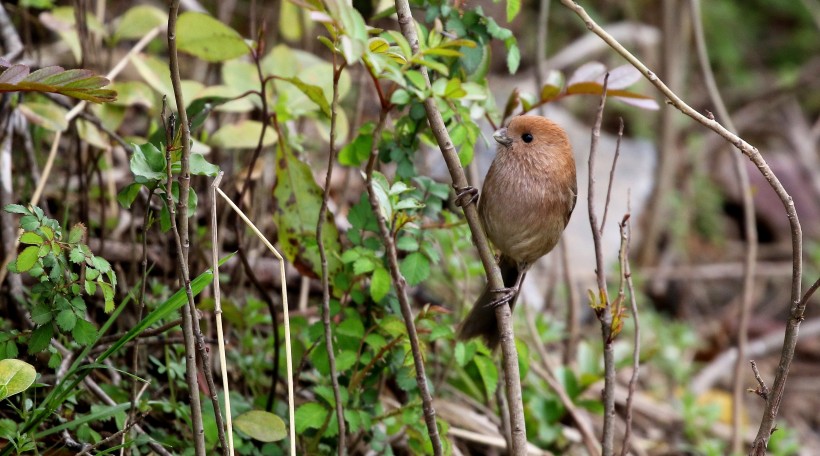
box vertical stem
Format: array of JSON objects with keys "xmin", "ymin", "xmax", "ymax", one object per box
[
  {"xmin": 689, "ymin": 1, "xmax": 758, "ymax": 452},
  {"xmin": 588, "ymin": 75, "xmax": 614, "ymax": 456},
  {"xmin": 316, "ymin": 49, "xmax": 346, "ymax": 454},
  {"xmin": 392, "ymin": 0, "xmax": 527, "ymax": 453},
  {"xmin": 365, "ymin": 110, "xmax": 444, "ymax": 455}
]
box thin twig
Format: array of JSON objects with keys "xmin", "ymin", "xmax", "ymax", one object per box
[
  {"xmin": 316, "ymin": 46, "xmax": 347, "ymax": 454},
  {"xmin": 600, "ymin": 119, "xmax": 623, "ymax": 233},
  {"xmin": 523, "ymin": 305, "xmax": 600, "ymax": 456},
  {"xmin": 587, "ymin": 73, "xmax": 615, "ymax": 456},
  {"xmin": 619, "ymin": 211, "xmax": 640, "ymax": 456},
  {"xmin": 556, "ymin": 3, "xmax": 802, "ymax": 453},
  {"xmin": 748, "ymin": 361, "xmax": 769, "ymax": 400},
  {"xmin": 365, "ymin": 109, "xmax": 443, "ymax": 455},
  {"xmin": 689, "ymin": 2, "xmax": 758, "ymax": 452},
  {"xmin": 391, "ymin": 1, "xmax": 528, "ymax": 453}
]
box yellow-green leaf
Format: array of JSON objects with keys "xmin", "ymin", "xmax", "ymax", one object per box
[
  {"xmin": 176, "ymin": 12, "xmax": 250, "ymax": 62},
  {"xmin": 209, "ymin": 120, "xmax": 277, "ymax": 149},
  {"xmin": 0, "ymin": 359, "xmax": 37, "ymax": 401}
]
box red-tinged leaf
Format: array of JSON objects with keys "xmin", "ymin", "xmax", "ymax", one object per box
[
  {"xmin": 0, "ymin": 64, "xmax": 29, "ymax": 84},
  {"xmin": 568, "ymin": 61, "xmax": 607, "ymax": 86},
  {"xmin": 40, "ymin": 68, "xmax": 95, "ymax": 86},
  {"xmin": 613, "ymin": 96, "xmax": 659, "ymax": 110},
  {"xmin": 597, "ymin": 64, "xmax": 642, "ymax": 89},
  {"xmin": 25, "ymin": 66, "xmax": 64, "ymax": 82},
  {"xmin": 566, "ymin": 81, "xmax": 605, "ymax": 96}
]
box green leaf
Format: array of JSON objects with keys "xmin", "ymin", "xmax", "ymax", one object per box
[
  {"xmin": 339, "ymin": 123, "xmax": 374, "ymax": 167},
  {"xmin": 370, "ymin": 266, "xmax": 391, "ymax": 302},
  {"xmin": 399, "ymin": 252, "xmax": 430, "ymax": 286},
  {"xmin": 129, "ymin": 142, "xmax": 166, "ymax": 183},
  {"xmin": 0, "ymin": 359, "xmax": 37, "ymax": 401},
  {"xmin": 294, "ymin": 402, "xmax": 328, "ymax": 433},
  {"xmin": 190, "ymin": 154, "xmax": 220, "ymax": 177},
  {"xmin": 18, "ymin": 101, "xmax": 68, "ymax": 132},
  {"xmin": 336, "ymin": 316, "xmax": 365, "ymax": 339},
  {"xmin": 71, "ymin": 319, "xmax": 98, "ymax": 346},
  {"xmin": 67, "ymin": 224, "xmax": 85, "ymax": 244},
  {"xmin": 506, "ymin": 0, "xmax": 521, "ymax": 22},
  {"xmin": 0, "ymin": 64, "xmax": 116, "ymax": 103},
  {"xmin": 16, "ymin": 245, "xmax": 39, "ymax": 272},
  {"xmin": 4, "ymin": 204, "xmax": 29, "ymax": 215},
  {"xmin": 209, "ymin": 120, "xmax": 277, "ymax": 149},
  {"xmin": 69, "ymin": 246, "xmax": 85, "ymax": 264},
  {"xmin": 473, "ymin": 354, "xmax": 498, "ymax": 399},
  {"xmin": 19, "ymin": 232, "xmax": 44, "ymax": 245},
  {"xmin": 55, "ymin": 309, "xmax": 77, "ymax": 332},
  {"xmin": 280, "ymin": 77, "xmax": 331, "ymax": 117},
  {"xmin": 273, "ymin": 144, "xmax": 342, "ymax": 280},
  {"xmin": 91, "ymin": 256, "xmax": 111, "ymax": 274},
  {"xmin": 30, "ymin": 303, "xmax": 52, "ymax": 325},
  {"xmin": 234, "ymin": 410, "xmax": 286, "ymax": 442},
  {"xmin": 506, "ymin": 42, "xmax": 520, "ymax": 74},
  {"xmin": 117, "ymin": 183, "xmax": 143, "ymax": 209},
  {"xmin": 176, "ymin": 12, "xmax": 250, "ymax": 62},
  {"xmin": 28, "ymin": 324, "xmax": 53, "ymax": 354},
  {"xmin": 113, "ymin": 5, "xmax": 166, "ymax": 42}
]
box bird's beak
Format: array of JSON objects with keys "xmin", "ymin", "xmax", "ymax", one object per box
[{"xmin": 493, "ymin": 128, "xmax": 512, "ymax": 147}]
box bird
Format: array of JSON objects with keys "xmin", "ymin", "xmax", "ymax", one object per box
[{"xmin": 458, "ymin": 114, "xmax": 577, "ymax": 349}]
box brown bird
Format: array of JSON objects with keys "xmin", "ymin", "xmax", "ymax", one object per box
[{"xmin": 458, "ymin": 115, "xmax": 577, "ymax": 349}]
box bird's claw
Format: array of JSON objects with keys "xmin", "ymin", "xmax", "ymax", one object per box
[
  {"xmin": 486, "ymin": 286, "xmax": 517, "ymax": 308},
  {"xmin": 453, "ymin": 185, "xmax": 478, "ymax": 207}
]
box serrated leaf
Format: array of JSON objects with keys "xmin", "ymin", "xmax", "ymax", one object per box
[
  {"xmin": 272, "ymin": 144, "xmax": 342, "ymax": 280},
  {"xmin": 399, "ymin": 252, "xmax": 430, "ymax": 286},
  {"xmin": 55, "ymin": 309, "xmax": 77, "ymax": 332},
  {"xmin": 30, "ymin": 303, "xmax": 52, "ymax": 325},
  {"xmin": 68, "ymin": 224, "xmax": 85, "ymax": 244},
  {"xmin": 370, "ymin": 266, "xmax": 391, "ymax": 302},
  {"xmin": 294, "ymin": 403, "xmax": 328, "ymax": 433},
  {"xmin": 0, "ymin": 359, "xmax": 37, "ymax": 401},
  {"xmin": 209, "ymin": 120, "xmax": 277, "ymax": 149},
  {"xmin": 4, "ymin": 204, "xmax": 29, "ymax": 215},
  {"xmin": 176, "ymin": 12, "xmax": 250, "ymax": 62},
  {"xmin": 27, "ymin": 324, "xmax": 53, "ymax": 354},
  {"xmin": 69, "ymin": 246, "xmax": 86, "ymax": 264},
  {"xmin": 16, "ymin": 246, "xmax": 39, "ymax": 272},
  {"xmin": 71, "ymin": 319, "xmax": 97, "ymax": 346},
  {"xmin": 91, "ymin": 256, "xmax": 111, "ymax": 274},
  {"xmin": 234, "ymin": 410, "xmax": 286, "ymax": 442},
  {"xmin": 0, "ymin": 63, "xmax": 116, "ymax": 103},
  {"xmin": 19, "ymin": 232, "xmax": 44, "ymax": 245}
]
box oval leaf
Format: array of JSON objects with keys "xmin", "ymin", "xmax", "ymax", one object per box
[
  {"xmin": 234, "ymin": 410, "xmax": 286, "ymax": 442},
  {"xmin": 0, "ymin": 359, "xmax": 37, "ymax": 401},
  {"xmin": 209, "ymin": 120, "xmax": 277, "ymax": 149},
  {"xmin": 176, "ymin": 12, "xmax": 249, "ymax": 62}
]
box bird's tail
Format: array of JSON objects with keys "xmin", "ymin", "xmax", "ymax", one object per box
[{"xmin": 458, "ymin": 255, "xmax": 521, "ymax": 350}]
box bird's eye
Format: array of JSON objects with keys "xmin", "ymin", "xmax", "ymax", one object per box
[{"xmin": 522, "ymin": 133, "xmax": 533, "ymax": 143}]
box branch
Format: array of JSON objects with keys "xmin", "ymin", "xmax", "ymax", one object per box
[
  {"xmin": 365, "ymin": 109, "xmax": 444, "ymax": 455},
  {"xmin": 556, "ymin": 3, "xmax": 802, "ymax": 452},
  {"xmin": 316, "ymin": 47, "xmax": 347, "ymax": 454},
  {"xmin": 391, "ymin": 1, "xmax": 528, "ymax": 453}
]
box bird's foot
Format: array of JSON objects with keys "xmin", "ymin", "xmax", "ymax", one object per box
[
  {"xmin": 453, "ymin": 184, "xmax": 478, "ymax": 207},
  {"xmin": 486, "ymin": 286, "xmax": 517, "ymax": 308}
]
